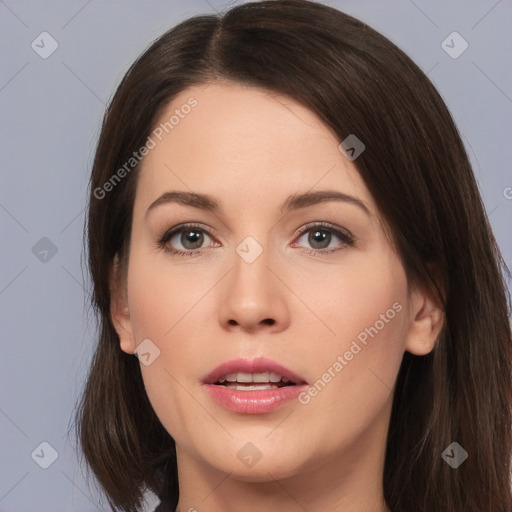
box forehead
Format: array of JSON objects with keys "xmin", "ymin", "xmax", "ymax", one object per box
[{"xmin": 134, "ymin": 81, "xmax": 375, "ymax": 214}]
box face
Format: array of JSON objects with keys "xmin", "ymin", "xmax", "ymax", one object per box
[{"xmin": 111, "ymin": 81, "xmax": 442, "ymax": 484}]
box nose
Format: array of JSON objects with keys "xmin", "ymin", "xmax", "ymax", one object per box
[{"xmin": 217, "ymin": 242, "xmax": 290, "ymax": 334}]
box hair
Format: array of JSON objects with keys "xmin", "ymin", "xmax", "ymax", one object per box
[{"xmin": 75, "ymin": 1, "xmax": 512, "ymax": 511}]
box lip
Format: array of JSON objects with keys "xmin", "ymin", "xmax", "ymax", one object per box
[
  {"xmin": 202, "ymin": 357, "xmax": 307, "ymax": 385},
  {"xmin": 202, "ymin": 357, "xmax": 308, "ymax": 415}
]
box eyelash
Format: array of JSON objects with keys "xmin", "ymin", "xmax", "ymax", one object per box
[{"xmin": 156, "ymin": 222, "xmax": 355, "ymax": 258}]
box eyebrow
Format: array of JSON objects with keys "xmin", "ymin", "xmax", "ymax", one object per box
[
  {"xmin": 281, "ymin": 190, "xmax": 370, "ymax": 215},
  {"xmin": 146, "ymin": 190, "xmax": 370, "ymax": 217}
]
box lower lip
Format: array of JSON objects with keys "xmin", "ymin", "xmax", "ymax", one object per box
[{"xmin": 203, "ymin": 383, "xmax": 308, "ymax": 414}]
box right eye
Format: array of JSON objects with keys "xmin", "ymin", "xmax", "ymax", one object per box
[{"xmin": 158, "ymin": 223, "xmax": 219, "ymax": 257}]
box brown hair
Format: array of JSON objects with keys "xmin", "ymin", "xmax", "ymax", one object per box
[{"xmin": 75, "ymin": 1, "xmax": 512, "ymax": 511}]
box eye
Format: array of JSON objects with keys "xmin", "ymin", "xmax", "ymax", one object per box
[
  {"xmin": 157, "ymin": 221, "xmax": 355, "ymax": 258},
  {"xmin": 292, "ymin": 222, "xmax": 354, "ymax": 255},
  {"xmin": 157, "ymin": 223, "xmax": 217, "ymax": 257}
]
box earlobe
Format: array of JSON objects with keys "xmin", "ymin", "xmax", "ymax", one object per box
[
  {"xmin": 109, "ymin": 255, "xmax": 136, "ymax": 355},
  {"xmin": 404, "ymin": 286, "xmax": 444, "ymax": 356}
]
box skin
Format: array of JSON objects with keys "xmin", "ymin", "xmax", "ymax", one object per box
[{"xmin": 111, "ymin": 81, "xmax": 444, "ymax": 512}]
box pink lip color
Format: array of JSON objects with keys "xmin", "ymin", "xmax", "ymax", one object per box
[
  {"xmin": 202, "ymin": 357, "xmax": 308, "ymax": 415},
  {"xmin": 204, "ymin": 382, "xmax": 308, "ymax": 414}
]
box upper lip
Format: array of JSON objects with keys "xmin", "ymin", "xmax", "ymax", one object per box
[{"xmin": 203, "ymin": 357, "xmax": 308, "ymax": 385}]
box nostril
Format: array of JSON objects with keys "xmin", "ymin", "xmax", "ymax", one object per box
[{"xmin": 227, "ymin": 319, "xmax": 275, "ymax": 326}]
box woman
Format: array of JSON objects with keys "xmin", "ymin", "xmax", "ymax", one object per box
[{"xmin": 75, "ymin": 1, "xmax": 512, "ymax": 511}]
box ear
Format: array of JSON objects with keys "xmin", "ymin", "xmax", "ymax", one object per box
[
  {"xmin": 109, "ymin": 254, "xmax": 136, "ymax": 355},
  {"xmin": 404, "ymin": 283, "xmax": 444, "ymax": 356}
]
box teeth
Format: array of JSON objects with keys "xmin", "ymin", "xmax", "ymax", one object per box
[
  {"xmin": 217, "ymin": 371, "xmax": 289, "ymax": 384},
  {"xmin": 270, "ymin": 372, "xmax": 283, "ymax": 383},
  {"xmin": 223, "ymin": 383, "xmax": 280, "ymax": 391},
  {"xmin": 253, "ymin": 372, "xmax": 269, "ymax": 383}
]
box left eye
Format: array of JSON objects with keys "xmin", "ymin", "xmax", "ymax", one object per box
[{"xmin": 293, "ymin": 225, "xmax": 354, "ymax": 251}]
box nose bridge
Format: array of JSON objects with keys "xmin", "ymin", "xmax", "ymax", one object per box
[
  {"xmin": 230, "ymin": 233, "xmax": 272, "ymax": 297},
  {"xmin": 218, "ymin": 231, "xmax": 289, "ymax": 331},
  {"xmin": 235, "ymin": 234, "xmax": 266, "ymax": 267}
]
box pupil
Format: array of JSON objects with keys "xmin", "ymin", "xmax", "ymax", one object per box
[
  {"xmin": 182, "ymin": 230, "xmax": 203, "ymax": 249},
  {"xmin": 309, "ymin": 229, "xmax": 330, "ymax": 249}
]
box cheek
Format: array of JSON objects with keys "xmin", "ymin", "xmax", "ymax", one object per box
[
  {"xmin": 294, "ymin": 250, "xmax": 408, "ymax": 422},
  {"xmin": 126, "ymin": 245, "xmax": 205, "ymax": 339},
  {"xmin": 293, "ymin": 248, "xmax": 408, "ymax": 356},
  {"xmin": 125, "ymin": 249, "xmax": 212, "ymax": 436}
]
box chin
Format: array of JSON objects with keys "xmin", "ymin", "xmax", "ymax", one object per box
[
  {"xmin": 216, "ymin": 461, "xmax": 302, "ymax": 483},
  {"xmin": 203, "ymin": 444, "xmax": 310, "ymax": 482}
]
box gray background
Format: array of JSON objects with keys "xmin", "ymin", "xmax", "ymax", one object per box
[{"xmin": 1, "ymin": 1, "xmax": 511, "ymax": 510}]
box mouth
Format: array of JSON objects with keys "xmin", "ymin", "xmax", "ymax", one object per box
[
  {"xmin": 214, "ymin": 371, "xmax": 298, "ymax": 391},
  {"xmin": 203, "ymin": 357, "xmax": 307, "ymax": 388},
  {"xmin": 202, "ymin": 357, "xmax": 308, "ymax": 414}
]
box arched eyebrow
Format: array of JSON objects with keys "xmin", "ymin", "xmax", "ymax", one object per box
[
  {"xmin": 147, "ymin": 191, "xmax": 219, "ymax": 215},
  {"xmin": 146, "ymin": 190, "xmax": 370, "ymax": 217},
  {"xmin": 282, "ymin": 190, "xmax": 370, "ymax": 215}
]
